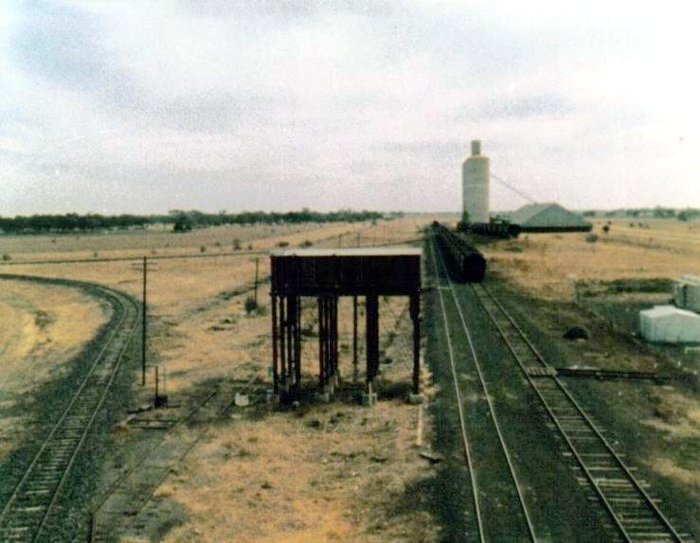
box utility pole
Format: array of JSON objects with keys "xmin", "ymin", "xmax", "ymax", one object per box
[
  {"xmin": 142, "ymin": 256, "xmax": 147, "ymax": 386},
  {"xmin": 254, "ymin": 257, "xmax": 260, "ymax": 306}
]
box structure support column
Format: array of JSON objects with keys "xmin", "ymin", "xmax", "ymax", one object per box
[
  {"xmin": 410, "ymin": 293, "xmax": 421, "ymax": 394},
  {"xmin": 294, "ymin": 295, "xmax": 302, "ymax": 388},
  {"xmin": 272, "ymin": 294, "xmax": 278, "ymax": 393},
  {"xmin": 279, "ymin": 295, "xmax": 287, "ymax": 391},
  {"xmin": 366, "ymin": 293, "xmax": 379, "ymax": 384},
  {"xmin": 318, "ymin": 297, "xmax": 325, "ymax": 387},
  {"xmin": 330, "ymin": 296, "xmax": 338, "ymax": 383},
  {"xmin": 352, "ymin": 295, "xmax": 358, "ymax": 383}
]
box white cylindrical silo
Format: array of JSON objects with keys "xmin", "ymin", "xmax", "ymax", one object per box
[{"xmin": 462, "ymin": 139, "xmax": 490, "ymax": 223}]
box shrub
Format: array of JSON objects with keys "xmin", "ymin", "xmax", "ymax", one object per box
[
  {"xmin": 244, "ymin": 297, "xmax": 258, "ymax": 314},
  {"xmin": 300, "ymin": 240, "xmax": 313, "ymax": 247},
  {"xmin": 585, "ymin": 234, "xmax": 598, "ymax": 243},
  {"xmin": 277, "ymin": 241, "xmax": 289, "ymax": 248},
  {"xmin": 200, "ymin": 245, "xmax": 206, "ymax": 253},
  {"xmin": 2, "ymin": 253, "xmax": 11, "ymax": 261},
  {"xmin": 232, "ymin": 238, "xmax": 241, "ymax": 251}
]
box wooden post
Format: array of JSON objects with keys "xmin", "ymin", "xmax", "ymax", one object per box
[
  {"xmin": 411, "ymin": 293, "xmax": 421, "ymax": 394},
  {"xmin": 142, "ymin": 256, "xmax": 147, "ymax": 386},
  {"xmin": 254, "ymin": 257, "xmax": 259, "ymax": 306},
  {"xmin": 366, "ymin": 294, "xmax": 379, "ymax": 383},
  {"xmin": 272, "ymin": 295, "xmax": 278, "ymax": 393},
  {"xmin": 318, "ymin": 297, "xmax": 325, "ymax": 386},
  {"xmin": 279, "ymin": 296, "xmax": 286, "ymax": 389},
  {"xmin": 154, "ymin": 366, "xmax": 159, "ymax": 404},
  {"xmin": 353, "ymin": 295, "xmax": 358, "ymax": 383},
  {"xmin": 87, "ymin": 512, "xmax": 95, "ymax": 543},
  {"xmin": 294, "ymin": 295, "xmax": 301, "ymax": 388}
]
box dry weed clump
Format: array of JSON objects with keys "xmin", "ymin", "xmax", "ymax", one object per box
[
  {"xmin": 649, "ymin": 457, "xmax": 700, "ymax": 488},
  {"xmin": 163, "ymin": 400, "xmax": 436, "ymax": 543}
]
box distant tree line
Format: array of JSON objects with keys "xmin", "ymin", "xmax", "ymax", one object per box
[
  {"xmin": 0, "ymin": 208, "xmax": 396, "ymax": 234},
  {"xmin": 582, "ymin": 207, "xmax": 700, "ymax": 221}
]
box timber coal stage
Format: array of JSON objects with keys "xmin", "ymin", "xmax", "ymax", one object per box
[{"xmin": 270, "ymin": 248, "xmax": 421, "ymax": 401}]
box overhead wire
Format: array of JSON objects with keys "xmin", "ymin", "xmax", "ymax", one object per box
[{"xmin": 490, "ymin": 173, "xmax": 537, "ymax": 204}]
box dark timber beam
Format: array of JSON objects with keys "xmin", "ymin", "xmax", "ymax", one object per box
[{"xmin": 366, "ymin": 294, "xmax": 379, "ymax": 384}]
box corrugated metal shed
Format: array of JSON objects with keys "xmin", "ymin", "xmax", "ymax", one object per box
[
  {"xmin": 506, "ymin": 203, "xmax": 592, "ymax": 232},
  {"xmin": 673, "ymin": 275, "xmax": 700, "ymax": 312},
  {"xmin": 639, "ymin": 305, "xmax": 700, "ymax": 343}
]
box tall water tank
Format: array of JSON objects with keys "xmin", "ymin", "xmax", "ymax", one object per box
[{"xmin": 462, "ymin": 140, "xmax": 490, "ymax": 223}]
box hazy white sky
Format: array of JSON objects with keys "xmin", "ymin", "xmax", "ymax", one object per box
[{"xmin": 1, "ymin": 0, "xmax": 698, "ymax": 215}]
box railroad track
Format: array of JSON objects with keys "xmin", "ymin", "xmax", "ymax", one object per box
[
  {"xmin": 89, "ymin": 377, "xmax": 258, "ymax": 542},
  {"xmin": 470, "ymin": 282, "xmax": 689, "ymax": 542},
  {"xmin": 0, "ymin": 278, "xmax": 140, "ymax": 543},
  {"xmin": 428, "ymin": 236, "xmax": 536, "ymax": 541}
]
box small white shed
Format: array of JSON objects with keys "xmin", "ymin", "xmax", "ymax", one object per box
[
  {"xmin": 640, "ymin": 305, "xmax": 700, "ymax": 343},
  {"xmin": 673, "ymin": 275, "xmax": 700, "ymax": 312}
]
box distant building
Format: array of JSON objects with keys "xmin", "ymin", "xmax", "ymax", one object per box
[
  {"xmin": 462, "ymin": 140, "xmax": 490, "ymax": 223},
  {"xmin": 505, "ymin": 203, "xmax": 592, "ymax": 233},
  {"xmin": 673, "ymin": 275, "xmax": 700, "ymax": 312},
  {"xmin": 640, "ymin": 305, "xmax": 700, "ymax": 343}
]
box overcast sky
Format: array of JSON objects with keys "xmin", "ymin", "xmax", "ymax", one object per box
[{"xmin": 1, "ymin": 0, "xmax": 698, "ymax": 215}]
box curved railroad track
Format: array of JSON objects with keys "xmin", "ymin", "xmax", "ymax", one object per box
[
  {"xmin": 428, "ymin": 235, "xmax": 536, "ymax": 541},
  {"xmin": 0, "ymin": 275, "xmax": 140, "ymax": 543},
  {"xmin": 470, "ymin": 282, "xmax": 689, "ymax": 542}
]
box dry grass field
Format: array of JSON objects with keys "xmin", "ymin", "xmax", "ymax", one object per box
[
  {"xmin": 484, "ymin": 218, "xmax": 700, "ymax": 300},
  {"xmin": 0, "ymin": 279, "xmax": 109, "ymax": 460},
  {"xmin": 5, "ymin": 214, "xmax": 698, "ymax": 540},
  {"xmin": 0, "ymin": 216, "xmax": 439, "ymax": 542}
]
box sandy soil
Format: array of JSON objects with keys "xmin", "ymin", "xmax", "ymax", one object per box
[
  {"xmin": 0, "ymin": 279, "xmax": 109, "ymax": 460},
  {"xmin": 1, "ymin": 217, "xmax": 439, "ymax": 541}
]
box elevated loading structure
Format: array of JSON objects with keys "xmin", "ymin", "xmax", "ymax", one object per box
[
  {"xmin": 462, "ymin": 140, "xmax": 490, "ymax": 224},
  {"xmin": 270, "ymin": 248, "xmax": 421, "ymax": 401}
]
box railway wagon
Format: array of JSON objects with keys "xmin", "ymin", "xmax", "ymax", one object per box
[
  {"xmin": 432, "ymin": 222, "xmax": 486, "ymax": 282},
  {"xmin": 457, "ymin": 220, "xmax": 521, "ymax": 239}
]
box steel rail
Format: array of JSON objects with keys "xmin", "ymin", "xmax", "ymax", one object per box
[
  {"xmin": 472, "ymin": 283, "xmax": 685, "ymax": 543},
  {"xmin": 0, "ymin": 275, "xmax": 139, "ymax": 541},
  {"xmin": 33, "ymin": 289, "xmax": 140, "ymax": 542},
  {"xmin": 90, "ymin": 387, "xmax": 220, "ymax": 515},
  {"xmin": 0, "ymin": 285, "xmax": 137, "ymax": 532},
  {"xmin": 89, "ymin": 375, "xmax": 258, "ymax": 541},
  {"xmin": 426, "ymin": 237, "xmax": 485, "ymax": 543},
  {"xmin": 433, "ymin": 241, "xmax": 538, "ymax": 542}
]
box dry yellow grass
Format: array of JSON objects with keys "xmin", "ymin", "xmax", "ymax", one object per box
[
  {"xmin": 0, "ymin": 279, "xmax": 108, "ymax": 460},
  {"xmin": 483, "ymin": 218, "xmax": 700, "ymax": 301},
  {"xmin": 1, "ymin": 217, "xmax": 438, "ymax": 540},
  {"xmin": 163, "ymin": 400, "xmax": 436, "ymax": 543},
  {"xmin": 649, "ymin": 457, "xmax": 700, "ymax": 488}
]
